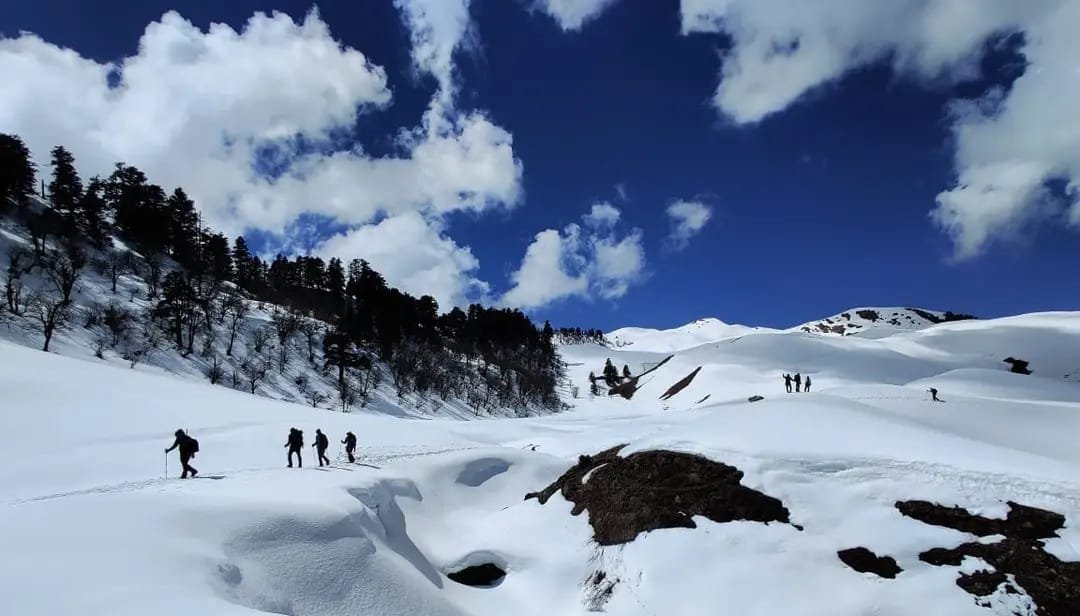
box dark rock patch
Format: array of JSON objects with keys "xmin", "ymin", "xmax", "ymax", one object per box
[
  {"xmin": 747, "ymin": 395, "xmax": 764, "ymax": 402},
  {"xmin": 1004, "ymin": 357, "xmax": 1033, "ymax": 375},
  {"xmin": 525, "ymin": 445, "xmax": 792, "ymax": 545},
  {"xmin": 446, "ymin": 563, "xmax": 506, "ymax": 587},
  {"xmin": 897, "ymin": 500, "xmax": 1080, "ymax": 616},
  {"xmin": 897, "ymin": 500, "xmax": 1064, "ymax": 539},
  {"xmin": 607, "ymin": 355, "xmax": 673, "ymax": 400},
  {"xmin": 659, "ymin": 366, "xmax": 702, "ymax": 401},
  {"xmin": 856, "ymin": 309, "xmax": 880, "ymax": 321},
  {"xmin": 837, "ymin": 547, "xmax": 902, "ymax": 579}
]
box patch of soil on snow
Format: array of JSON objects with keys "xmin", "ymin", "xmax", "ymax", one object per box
[
  {"xmin": 837, "ymin": 547, "xmax": 902, "ymax": 579},
  {"xmin": 897, "ymin": 500, "xmax": 1080, "ymax": 616},
  {"xmin": 524, "ymin": 445, "xmax": 792, "ymax": 545}
]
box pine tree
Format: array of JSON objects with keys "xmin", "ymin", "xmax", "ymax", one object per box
[
  {"xmin": 232, "ymin": 236, "xmax": 254, "ymax": 290},
  {"xmin": 202, "ymin": 232, "xmax": 232, "ymax": 281},
  {"xmin": 166, "ymin": 188, "xmax": 199, "ymax": 268},
  {"xmin": 48, "ymin": 146, "xmax": 83, "ymax": 235},
  {"xmin": 78, "ymin": 178, "xmax": 112, "ymax": 248},
  {"xmin": 0, "ymin": 134, "xmax": 36, "ymax": 212},
  {"xmin": 622, "ymin": 364, "xmax": 632, "ymax": 379},
  {"xmin": 603, "ymin": 358, "xmax": 618, "ymax": 386},
  {"xmin": 326, "ymin": 257, "xmax": 345, "ymax": 305}
]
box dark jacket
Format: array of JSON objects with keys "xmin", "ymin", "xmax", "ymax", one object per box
[
  {"xmin": 286, "ymin": 429, "xmax": 304, "ymax": 450},
  {"xmin": 315, "ymin": 432, "xmax": 329, "ymax": 450},
  {"xmin": 167, "ymin": 433, "xmax": 197, "ymax": 457},
  {"xmin": 342, "ymin": 433, "xmax": 357, "ymax": 449}
]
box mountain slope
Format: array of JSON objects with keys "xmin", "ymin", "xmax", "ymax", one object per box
[
  {"xmin": 791, "ymin": 306, "xmax": 977, "ymax": 338},
  {"xmin": 607, "ymin": 317, "xmax": 774, "ymax": 352}
]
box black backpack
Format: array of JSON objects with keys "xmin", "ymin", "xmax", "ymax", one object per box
[{"xmin": 189, "ymin": 437, "xmax": 199, "ymax": 453}]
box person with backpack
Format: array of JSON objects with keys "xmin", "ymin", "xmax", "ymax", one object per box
[
  {"xmin": 929, "ymin": 387, "xmax": 940, "ymax": 402},
  {"xmin": 165, "ymin": 429, "xmax": 199, "ymax": 479},
  {"xmin": 783, "ymin": 373, "xmax": 792, "ymax": 393},
  {"xmin": 285, "ymin": 428, "xmax": 304, "ymax": 468},
  {"xmin": 804, "ymin": 376, "xmax": 812, "ymax": 392},
  {"xmin": 313, "ymin": 429, "xmax": 330, "ymax": 467},
  {"xmin": 342, "ymin": 431, "xmax": 357, "ymax": 463},
  {"xmin": 794, "ymin": 373, "xmax": 802, "ymax": 393}
]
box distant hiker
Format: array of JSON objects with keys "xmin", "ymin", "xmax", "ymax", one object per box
[
  {"xmin": 794, "ymin": 373, "xmax": 802, "ymax": 393},
  {"xmin": 285, "ymin": 427, "xmax": 304, "ymax": 468},
  {"xmin": 804, "ymin": 376, "xmax": 812, "ymax": 393},
  {"xmin": 164, "ymin": 429, "xmax": 199, "ymax": 479},
  {"xmin": 314, "ymin": 429, "xmax": 330, "ymax": 467},
  {"xmin": 342, "ymin": 431, "xmax": 357, "ymax": 463},
  {"xmin": 784, "ymin": 373, "xmax": 792, "ymax": 393},
  {"xmin": 929, "ymin": 387, "xmax": 939, "ymax": 402}
]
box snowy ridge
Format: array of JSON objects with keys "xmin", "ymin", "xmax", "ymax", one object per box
[
  {"xmin": 790, "ymin": 306, "xmax": 976, "ymax": 338},
  {"xmin": 607, "ymin": 317, "xmax": 773, "ymax": 352}
]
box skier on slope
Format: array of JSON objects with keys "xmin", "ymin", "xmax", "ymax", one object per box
[
  {"xmin": 794, "ymin": 373, "xmax": 802, "ymax": 393},
  {"xmin": 342, "ymin": 431, "xmax": 357, "ymax": 463},
  {"xmin": 313, "ymin": 429, "xmax": 330, "ymax": 467},
  {"xmin": 929, "ymin": 387, "xmax": 940, "ymax": 402},
  {"xmin": 285, "ymin": 428, "xmax": 304, "ymax": 468},
  {"xmin": 783, "ymin": 373, "xmax": 792, "ymax": 393},
  {"xmin": 804, "ymin": 376, "xmax": 812, "ymax": 392},
  {"xmin": 165, "ymin": 429, "xmax": 199, "ymax": 479}
]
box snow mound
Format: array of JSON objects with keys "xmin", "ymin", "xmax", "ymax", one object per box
[
  {"xmin": 607, "ymin": 317, "xmax": 772, "ymax": 352},
  {"xmin": 792, "ymin": 307, "xmax": 975, "ymax": 337}
]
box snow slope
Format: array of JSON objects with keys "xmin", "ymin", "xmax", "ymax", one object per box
[
  {"xmin": 607, "ymin": 317, "xmax": 773, "ymax": 352},
  {"xmin": 791, "ymin": 306, "xmax": 973, "ymax": 338},
  {"xmin": 3, "ymin": 310, "xmax": 1080, "ymax": 615}
]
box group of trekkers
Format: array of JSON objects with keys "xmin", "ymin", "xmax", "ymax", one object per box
[
  {"xmin": 783, "ymin": 372, "xmax": 811, "ymax": 393},
  {"xmin": 165, "ymin": 427, "xmax": 359, "ymax": 478},
  {"xmin": 284, "ymin": 427, "xmax": 358, "ymax": 468}
]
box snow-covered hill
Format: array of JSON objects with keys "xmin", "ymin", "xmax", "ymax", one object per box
[
  {"xmin": 4, "ymin": 308, "xmax": 1079, "ymax": 615},
  {"xmin": 607, "ymin": 317, "xmax": 773, "ymax": 352},
  {"xmin": 791, "ymin": 306, "xmax": 976, "ymax": 338}
]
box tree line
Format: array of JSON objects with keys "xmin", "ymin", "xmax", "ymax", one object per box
[{"xmin": 0, "ymin": 134, "xmax": 566, "ymax": 415}]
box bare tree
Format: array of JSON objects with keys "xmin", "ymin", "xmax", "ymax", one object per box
[
  {"xmin": 95, "ymin": 250, "xmax": 133, "ymax": 294},
  {"xmin": 142, "ymin": 253, "xmax": 164, "ymax": 299},
  {"xmin": 4, "ymin": 249, "xmax": 33, "ymax": 316},
  {"xmin": 335, "ymin": 376, "xmax": 357, "ymax": 412},
  {"xmin": 205, "ymin": 355, "xmax": 226, "ymax": 385},
  {"xmin": 120, "ymin": 315, "xmax": 162, "ymax": 369},
  {"xmin": 102, "ymin": 303, "xmax": 133, "ymax": 346},
  {"xmin": 251, "ymin": 325, "xmax": 272, "ymax": 353},
  {"xmin": 305, "ymin": 389, "xmax": 328, "ymax": 408},
  {"xmin": 240, "ymin": 354, "xmax": 270, "ymax": 394},
  {"xmin": 43, "ymin": 247, "xmax": 85, "ymax": 304},
  {"xmin": 28, "ymin": 292, "xmax": 71, "ymax": 352},
  {"xmin": 221, "ymin": 292, "xmax": 249, "ymax": 356},
  {"xmin": 355, "ymin": 362, "xmax": 380, "ymax": 408},
  {"xmin": 271, "ymin": 309, "xmax": 301, "ymax": 372},
  {"xmin": 298, "ymin": 318, "xmax": 322, "ymax": 364}
]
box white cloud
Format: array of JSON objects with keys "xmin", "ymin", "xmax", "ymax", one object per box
[
  {"xmin": 665, "ymin": 199, "xmax": 712, "ymax": 250},
  {"xmin": 531, "ymin": 0, "xmax": 622, "ymax": 31},
  {"xmin": 0, "ymin": 8, "xmax": 526, "ymax": 308},
  {"xmin": 680, "ymin": 0, "xmax": 1080, "ymax": 259},
  {"xmin": 614, "ymin": 182, "xmax": 628, "ymax": 201},
  {"xmin": 583, "ymin": 201, "xmax": 621, "ymax": 229},
  {"xmin": 502, "ymin": 204, "xmax": 646, "ymax": 309},
  {"xmin": 313, "ymin": 212, "xmax": 488, "ymax": 309},
  {"xmin": 393, "ymin": 0, "xmax": 474, "ymax": 124}
]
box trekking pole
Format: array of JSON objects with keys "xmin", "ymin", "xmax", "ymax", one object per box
[{"xmin": 164, "ymin": 451, "xmax": 168, "ymax": 479}]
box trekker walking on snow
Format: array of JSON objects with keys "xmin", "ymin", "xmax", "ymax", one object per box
[
  {"xmin": 929, "ymin": 387, "xmax": 940, "ymax": 402},
  {"xmin": 783, "ymin": 373, "xmax": 792, "ymax": 393},
  {"xmin": 804, "ymin": 376, "xmax": 812, "ymax": 392},
  {"xmin": 285, "ymin": 428, "xmax": 304, "ymax": 468},
  {"xmin": 165, "ymin": 429, "xmax": 199, "ymax": 479},
  {"xmin": 314, "ymin": 429, "xmax": 330, "ymax": 467},
  {"xmin": 342, "ymin": 431, "xmax": 357, "ymax": 463},
  {"xmin": 794, "ymin": 373, "xmax": 802, "ymax": 393}
]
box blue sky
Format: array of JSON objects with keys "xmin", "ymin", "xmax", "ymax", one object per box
[{"xmin": 2, "ymin": 0, "xmax": 1078, "ymax": 330}]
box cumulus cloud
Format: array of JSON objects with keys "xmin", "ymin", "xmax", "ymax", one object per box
[
  {"xmin": 665, "ymin": 199, "xmax": 712, "ymax": 250},
  {"xmin": 583, "ymin": 201, "xmax": 621, "ymax": 229},
  {"xmin": 313, "ymin": 212, "xmax": 488, "ymax": 309},
  {"xmin": 680, "ymin": 0, "xmax": 1080, "ymax": 259},
  {"xmin": 0, "ymin": 8, "xmax": 525, "ymax": 308},
  {"xmin": 531, "ymin": 0, "xmax": 622, "ymax": 31},
  {"xmin": 502, "ymin": 204, "xmax": 646, "ymax": 309}
]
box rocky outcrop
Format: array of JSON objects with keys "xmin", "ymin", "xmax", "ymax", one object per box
[
  {"xmin": 837, "ymin": 547, "xmax": 902, "ymax": 579},
  {"xmin": 525, "ymin": 446, "xmax": 792, "ymax": 545}
]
